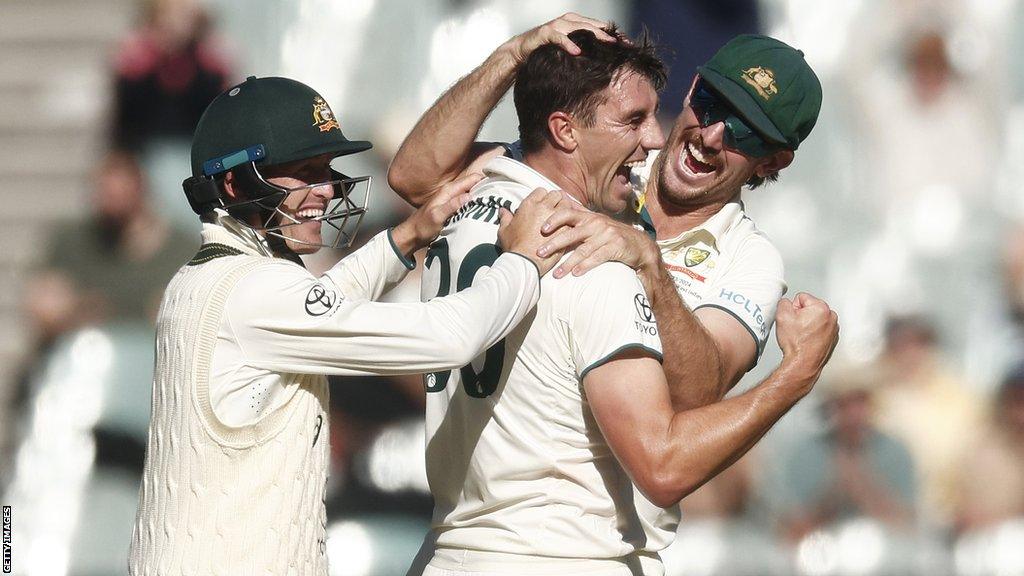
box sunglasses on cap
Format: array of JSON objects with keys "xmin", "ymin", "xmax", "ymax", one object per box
[{"xmin": 689, "ymin": 79, "xmax": 783, "ymax": 158}]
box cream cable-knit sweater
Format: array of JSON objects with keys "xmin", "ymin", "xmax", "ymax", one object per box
[{"xmin": 130, "ymin": 248, "xmax": 331, "ymax": 576}]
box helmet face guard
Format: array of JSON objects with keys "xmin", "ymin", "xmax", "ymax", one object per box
[{"xmin": 224, "ymin": 161, "xmax": 372, "ymax": 251}]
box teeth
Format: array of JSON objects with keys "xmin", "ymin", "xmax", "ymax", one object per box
[
  {"xmin": 623, "ymin": 159, "xmax": 645, "ymax": 169},
  {"xmin": 687, "ymin": 142, "xmax": 710, "ymax": 165},
  {"xmin": 297, "ymin": 208, "xmax": 324, "ymax": 219}
]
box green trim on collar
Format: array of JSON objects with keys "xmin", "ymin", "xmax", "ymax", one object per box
[
  {"xmin": 387, "ymin": 228, "xmax": 416, "ymax": 270},
  {"xmin": 638, "ymin": 206, "xmax": 658, "ymax": 239},
  {"xmin": 187, "ymin": 243, "xmax": 245, "ymax": 266}
]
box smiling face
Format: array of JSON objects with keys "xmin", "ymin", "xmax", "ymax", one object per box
[
  {"xmin": 654, "ymin": 76, "xmax": 791, "ymax": 210},
  {"xmin": 257, "ymin": 153, "xmax": 335, "ymax": 254},
  {"xmin": 573, "ymin": 70, "xmax": 664, "ymax": 214}
]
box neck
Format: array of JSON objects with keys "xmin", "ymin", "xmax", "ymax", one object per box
[
  {"xmin": 644, "ymin": 171, "xmax": 739, "ymax": 239},
  {"xmin": 522, "ymin": 150, "xmax": 589, "ymax": 206}
]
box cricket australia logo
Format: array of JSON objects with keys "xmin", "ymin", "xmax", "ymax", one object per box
[
  {"xmin": 312, "ymin": 96, "xmax": 340, "ymax": 132},
  {"xmin": 305, "ymin": 283, "xmax": 338, "ymax": 316},
  {"xmin": 741, "ymin": 66, "xmax": 778, "ymax": 100},
  {"xmin": 684, "ymin": 247, "xmax": 711, "ymax": 267}
]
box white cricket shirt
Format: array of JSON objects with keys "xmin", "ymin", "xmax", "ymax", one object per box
[
  {"xmin": 631, "ymin": 150, "xmax": 786, "ymax": 359},
  {"xmin": 420, "ymin": 156, "xmax": 664, "ymax": 570}
]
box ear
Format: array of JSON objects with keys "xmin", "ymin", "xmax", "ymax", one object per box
[
  {"xmin": 221, "ymin": 170, "xmax": 240, "ymax": 200},
  {"xmin": 754, "ymin": 149, "xmax": 794, "ymax": 178},
  {"xmin": 546, "ymin": 111, "xmax": 577, "ymax": 153}
]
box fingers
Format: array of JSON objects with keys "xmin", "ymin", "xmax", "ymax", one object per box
[
  {"xmin": 536, "ymin": 13, "xmax": 616, "ymax": 57},
  {"xmin": 521, "ymin": 187, "xmax": 559, "ymax": 208},
  {"xmin": 553, "ymin": 35, "xmax": 582, "ymax": 56},
  {"xmin": 497, "ymin": 206, "xmax": 513, "ymax": 234},
  {"xmin": 793, "ymin": 292, "xmax": 822, "ymax": 309},
  {"xmin": 541, "ymin": 206, "xmax": 589, "ymax": 235},
  {"xmin": 557, "ymin": 13, "xmax": 615, "ymax": 41},
  {"xmin": 427, "ymin": 172, "xmax": 482, "ymax": 223},
  {"xmin": 565, "ymin": 246, "xmax": 615, "ymax": 278},
  {"xmin": 443, "ymin": 171, "xmax": 485, "ymax": 196},
  {"xmin": 775, "ymin": 297, "xmax": 795, "ymax": 321}
]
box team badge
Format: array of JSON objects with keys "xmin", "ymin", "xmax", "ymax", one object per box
[
  {"xmin": 684, "ymin": 247, "xmax": 711, "ymax": 267},
  {"xmin": 741, "ymin": 67, "xmax": 778, "ymax": 100},
  {"xmin": 312, "ymin": 96, "xmax": 340, "ymax": 132}
]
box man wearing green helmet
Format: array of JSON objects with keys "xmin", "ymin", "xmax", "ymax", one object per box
[{"xmin": 128, "ymin": 75, "xmax": 574, "ymax": 575}]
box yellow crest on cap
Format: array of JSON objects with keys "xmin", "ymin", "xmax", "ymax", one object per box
[
  {"xmin": 312, "ymin": 96, "xmax": 340, "ymax": 132},
  {"xmin": 741, "ymin": 66, "xmax": 778, "ymax": 100}
]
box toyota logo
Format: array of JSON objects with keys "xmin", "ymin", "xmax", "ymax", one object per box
[
  {"xmin": 305, "ymin": 284, "xmax": 337, "ymax": 316},
  {"xmin": 634, "ymin": 293, "xmax": 655, "ymax": 323}
]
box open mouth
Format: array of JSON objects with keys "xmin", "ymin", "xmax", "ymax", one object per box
[
  {"xmin": 682, "ymin": 141, "xmax": 717, "ymax": 175},
  {"xmin": 295, "ymin": 207, "xmax": 326, "ymax": 221},
  {"xmin": 617, "ymin": 157, "xmax": 646, "ymax": 180}
]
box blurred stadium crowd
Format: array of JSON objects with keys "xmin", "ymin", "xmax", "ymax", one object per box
[{"xmin": 2, "ymin": 0, "xmax": 1024, "ymax": 575}]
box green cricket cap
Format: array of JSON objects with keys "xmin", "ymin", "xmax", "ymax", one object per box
[
  {"xmin": 190, "ymin": 76, "xmax": 372, "ymax": 177},
  {"xmin": 697, "ymin": 34, "xmax": 822, "ymax": 150}
]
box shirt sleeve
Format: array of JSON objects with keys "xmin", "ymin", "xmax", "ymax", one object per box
[
  {"xmin": 568, "ymin": 262, "xmax": 664, "ymax": 380},
  {"xmin": 320, "ymin": 228, "xmax": 415, "ymax": 302},
  {"xmin": 693, "ymin": 236, "xmax": 786, "ymax": 360},
  {"xmin": 224, "ymin": 252, "xmax": 540, "ymax": 376}
]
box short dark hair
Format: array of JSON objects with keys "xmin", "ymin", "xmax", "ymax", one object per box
[{"xmin": 513, "ymin": 26, "xmax": 667, "ymax": 154}]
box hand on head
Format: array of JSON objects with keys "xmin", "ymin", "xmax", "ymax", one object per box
[{"xmin": 506, "ymin": 12, "xmax": 619, "ymax": 64}]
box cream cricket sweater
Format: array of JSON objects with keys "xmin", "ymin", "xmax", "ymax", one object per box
[{"xmin": 129, "ymin": 216, "xmax": 540, "ymax": 575}]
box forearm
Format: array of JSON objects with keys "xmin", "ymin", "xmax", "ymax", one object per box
[
  {"xmin": 642, "ymin": 263, "xmax": 725, "ymax": 410},
  {"xmin": 653, "ymin": 359, "xmax": 813, "ymax": 505},
  {"xmin": 388, "ymin": 43, "xmax": 520, "ymax": 205}
]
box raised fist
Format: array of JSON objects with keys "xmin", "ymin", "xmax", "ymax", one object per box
[{"xmin": 775, "ymin": 292, "xmax": 840, "ymax": 389}]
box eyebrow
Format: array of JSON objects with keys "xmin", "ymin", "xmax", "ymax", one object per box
[{"xmin": 624, "ymin": 108, "xmax": 650, "ymax": 122}]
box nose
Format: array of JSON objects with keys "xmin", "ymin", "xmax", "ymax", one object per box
[
  {"xmin": 643, "ymin": 118, "xmax": 666, "ymax": 151},
  {"xmin": 700, "ymin": 122, "xmax": 726, "ymax": 152},
  {"xmin": 310, "ymin": 181, "xmax": 334, "ymax": 201}
]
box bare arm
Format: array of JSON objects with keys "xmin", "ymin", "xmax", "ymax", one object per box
[
  {"xmin": 642, "ymin": 261, "xmax": 748, "ymax": 407},
  {"xmin": 584, "ymin": 293, "xmax": 838, "ymax": 508},
  {"xmin": 387, "ymin": 13, "xmax": 615, "ymax": 206}
]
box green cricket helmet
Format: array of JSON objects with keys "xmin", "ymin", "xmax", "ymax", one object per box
[{"xmin": 183, "ymin": 76, "xmax": 373, "ymax": 249}]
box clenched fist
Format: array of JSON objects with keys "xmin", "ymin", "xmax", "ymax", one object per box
[{"xmin": 775, "ymin": 292, "xmax": 840, "ymax": 394}]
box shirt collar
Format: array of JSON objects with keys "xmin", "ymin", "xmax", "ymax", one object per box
[
  {"xmin": 483, "ymin": 156, "xmax": 585, "ymax": 207},
  {"xmin": 200, "ymin": 209, "xmax": 274, "ymax": 257},
  {"xmin": 653, "ymin": 200, "xmax": 746, "ymax": 250}
]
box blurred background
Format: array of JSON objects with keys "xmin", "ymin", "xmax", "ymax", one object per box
[{"xmin": 2, "ymin": 0, "xmax": 1024, "ymax": 574}]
